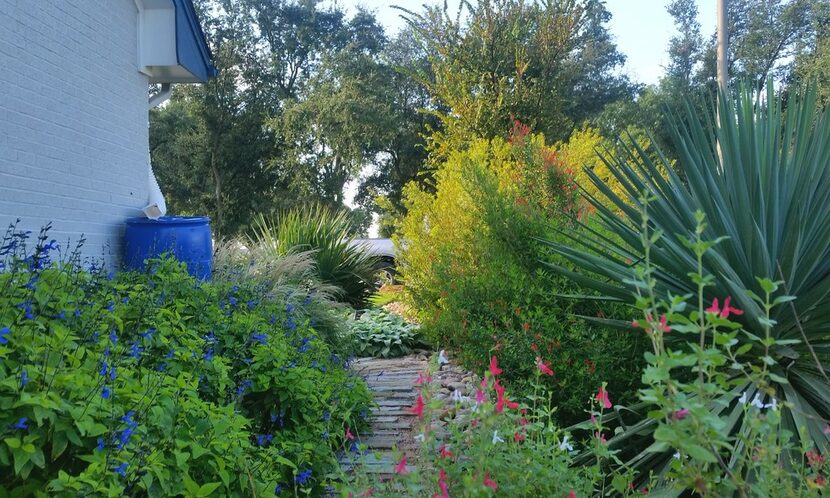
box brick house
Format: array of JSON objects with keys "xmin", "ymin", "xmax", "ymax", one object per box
[{"xmin": 0, "ymin": 0, "xmax": 215, "ymax": 261}]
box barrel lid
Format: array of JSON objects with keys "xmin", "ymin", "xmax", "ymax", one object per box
[{"xmin": 126, "ymin": 216, "xmax": 210, "ymax": 225}]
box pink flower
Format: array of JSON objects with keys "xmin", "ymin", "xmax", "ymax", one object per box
[
  {"xmin": 595, "ymin": 431, "xmax": 607, "ymax": 444},
  {"xmin": 674, "ymin": 408, "xmax": 689, "ymax": 420},
  {"xmin": 596, "ymin": 386, "xmax": 612, "ymax": 410},
  {"xmin": 345, "ymin": 427, "xmax": 355, "ymax": 440},
  {"xmin": 433, "ymin": 468, "xmax": 450, "ymax": 498},
  {"xmin": 408, "ymin": 394, "xmax": 425, "ymax": 418},
  {"xmin": 706, "ymin": 296, "xmax": 744, "ymax": 318},
  {"xmin": 475, "ymin": 390, "xmax": 486, "ymax": 404},
  {"xmin": 824, "ymin": 425, "xmax": 830, "ymax": 435},
  {"xmin": 536, "ymin": 358, "xmax": 554, "ymax": 376},
  {"xmin": 658, "ymin": 314, "xmax": 671, "ymax": 333},
  {"xmin": 416, "ymin": 373, "xmax": 433, "ymax": 386},
  {"xmin": 483, "ymin": 472, "xmax": 498, "ymax": 490},
  {"xmin": 489, "ymin": 356, "xmax": 502, "ymax": 377},
  {"xmin": 439, "ymin": 445, "xmax": 453, "ymax": 459},
  {"xmin": 513, "ymin": 432, "xmax": 525, "ymax": 443},
  {"xmin": 394, "ymin": 457, "xmax": 408, "ymax": 475},
  {"xmin": 494, "ymin": 380, "xmax": 518, "ymax": 413},
  {"xmin": 721, "ymin": 296, "xmax": 744, "ymax": 318},
  {"xmin": 569, "ymin": 491, "xmax": 576, "ymax": 498}
]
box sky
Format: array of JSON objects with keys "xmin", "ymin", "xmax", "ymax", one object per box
[{"xmin": 333, "ymin": 0, "xmax": 718, "ymax": 85}]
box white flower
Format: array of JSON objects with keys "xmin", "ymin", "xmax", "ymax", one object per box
[
  {"xmin": 673, "ymin": 452, "xmax": 681, "ymax": 460},
  {"xmin": 751, "ymin": 394, "xmax": 765, "ymax": 409},
  {"xmin": 438, "ymin": 350, "xmax": 449, "ymax": 365},
  {"xmin": 738, "ymin": 391, "xmax": 748, "ymax": 404},
  {"xmin": 414, "ymin": 433, "xmax": 425, "ymax": 442},
  {"xmin": 450, "ymin": 390, "xmax": 470, "ymax": 403},
  {"xmin": 492, "ymin": 431, "xmax": 504, "ymax": 444},
  {"xmin": 764, "ymin": 398, "xmax": 778, "ymax": 411},
  {"xmin": 558, "ymin": 435, "xmax": 574, "ymax": 452}
]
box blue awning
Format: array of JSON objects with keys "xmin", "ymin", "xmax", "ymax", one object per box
[{"xmin": 172, "ymin": 0, "xmax": 217, "ymax": 82}]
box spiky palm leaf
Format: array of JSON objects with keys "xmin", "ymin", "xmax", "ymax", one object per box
[{"xmin": 546, "ymin": 85, "xmax": 830, "ymax": 484}]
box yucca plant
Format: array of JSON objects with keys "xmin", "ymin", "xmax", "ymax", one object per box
[
  {"xmin": 545, "ymin": 84, "xmax": 830, "ymax": 485},
  {"xmin": 250, "ymin": 204, "xmax": 381, "ymax": 308}
]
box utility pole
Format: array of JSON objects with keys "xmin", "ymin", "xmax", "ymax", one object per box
[
  {"xmin": 716, "ymin": 0, "xmax": 728, "ymax": 91},
  {"xmin": 716, "ymin": 0, "xmax": 728, "ymax": 166}
]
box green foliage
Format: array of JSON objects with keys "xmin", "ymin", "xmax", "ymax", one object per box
[
  {"xmin": 546, "ymin": 84, "xmax": 830, "ymax": 483},
  {"xmin": 397, "ymin": 127, "xmax": 646, "ymax": 424},
  {"xmin": 0, "ymin": 226, "xmax": 372, "ymax": 496},
  {"xmin": 346, "ymin": 309, "xmax": 421, "ymax": 358},
  {"xmin": 399, "ymin": 0, "xmax": 634, "ymax": 160},
  {"xmin": 249, "ymin": 205, "xmax": 381, "ymax": 308},
  {"xmin": 343, "ymin": 210, "xmax": 829, "ymax": 496}
]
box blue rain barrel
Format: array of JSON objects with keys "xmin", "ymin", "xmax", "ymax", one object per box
[{"xmin": 124, "ymin": 216, "xmax": 213, "ymax": 280}]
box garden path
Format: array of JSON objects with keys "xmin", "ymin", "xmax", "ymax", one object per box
[{"xmin": 341, "ymin": 353, "xmax": 476, "ymax": 478}]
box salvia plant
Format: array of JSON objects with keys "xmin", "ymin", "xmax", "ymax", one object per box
[{"xmin": 0, "ymin": 221, "xmax": 372, "ymax": 497}]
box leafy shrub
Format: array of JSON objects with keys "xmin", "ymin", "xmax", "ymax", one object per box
[
  {"xmin": 346, "ymin": 309, "xmax": 422, "ymax": 358},
  {"xmin": 0, "ymin": 224, "xmax": 372, "ymax": 496},
  {"xmin": 250, "ymin": 205, "xmax": 381, "ymax": 308},
  {"xmin": 545, "ymin": 84, "xmax": 830, "ymax": 478},
  {"xmin": 342, "ymin": 211, "xmax": 828, "ymax": 497},
  {"xmin": 397, "ymin": 123, "xmax": 646, "ymax": 424}
]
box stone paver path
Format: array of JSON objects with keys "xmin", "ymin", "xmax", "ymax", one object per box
[
  {"xmin": 342, "ymin": 354, "xmax": 428, "ymax": 476},
  {"xmin": 341, "ymin": 353, "xmax": 477, "ymax": 478}
]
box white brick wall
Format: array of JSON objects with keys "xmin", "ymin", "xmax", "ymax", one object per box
[{"xmin": 0, "ymin": 0, "xmax": 149, "ymax": 265}]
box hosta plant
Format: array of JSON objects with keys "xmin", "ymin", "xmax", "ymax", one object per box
[
  {"xmin": 346, "ymin": 309, "xmax": 422, "ymax": 358},
  {"xmin": 545, "ymin": 85, "xmax": 830, "ymax": 485}
]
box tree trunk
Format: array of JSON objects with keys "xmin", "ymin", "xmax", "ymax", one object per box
[{"xmin": 210, "ymin": 151, "xmax": 224, "ymax": 235}]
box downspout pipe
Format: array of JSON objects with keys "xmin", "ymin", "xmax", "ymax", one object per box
[{"xmin": 144, "ymin": 83, "xmax": 172, "ymax": 219}]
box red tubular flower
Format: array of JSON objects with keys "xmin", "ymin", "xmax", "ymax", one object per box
[
  {"xmin": 439, "ymin": 445, "xmax": 453, "ymax": 459},
  {"xmin": 569, "ymin": 491, "xmax": 577, "ymax": 498},
  {"xmin": 596, "ymin": 386, "xmax": 612, "ymax": 410},
  {"xmin": 408, "ymin": 394, "xmax": 425, "ymax": 418},
  {"xmin": 674, "ymin": 408, "xmax": 689, "ymax": 420},
  {"xmin": 416, "ymin": 373, "xmax": 433, "ymax": 386},
  {"xmin": 489, "ymin": 356, "xmax": 502, "ymax": 377},
  {"xmin": 345, "ymin": 427, "xmax": 355, "ymax": 441},
  {"xmin": 513, "ymin": 432, "xmax": 525, "ymax": 443},
  {"xmin": 721, "ymin": 296, "xmax": 744, "ymax": 318},
  {"xmin": 483, "ymin": 472, "xmax": 498, "ymax": 490},
  {"xmin": 659, "ymin": 314, "xmax": 671, "ymax": 333},
  {"xmin": 394, "ymin": 457, "xmax": 408, "ymax": 475},
  {"xmin": 433, "ymin": 469, "xmax": 450, "ymax": 498},
  {"xmin": 705, "ymin": 297, "xmax": 720, "ymax": 314},
  {"xmin": 536, "ymin": 358, "xmax": 554, "ymax": 376}
]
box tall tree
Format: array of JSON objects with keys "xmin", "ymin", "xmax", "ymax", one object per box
[
  {"xmin": 399, "ymin": 0, "xmax": 635, "ymax": 159},
  {"xmin": 666, "ymin": 0, "xmax": 703, "ymax": 91},
  {"xmin": 151, "ymin": 0, "xmax": 282, "ymax": 236}
]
